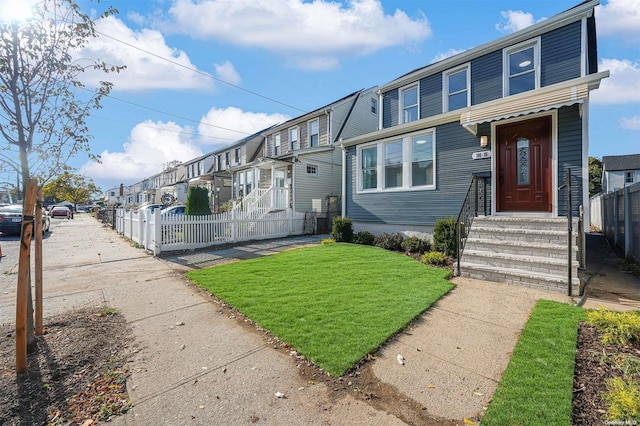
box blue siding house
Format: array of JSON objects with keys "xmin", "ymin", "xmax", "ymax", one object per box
[{"xmin": 338, "ymin": 0, "xmax": 609, "ymax": 293}]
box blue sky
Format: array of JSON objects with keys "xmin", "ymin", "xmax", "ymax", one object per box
[{"xmin": 5, "ymin": 0, "xmax": 640, "ymax": 191}]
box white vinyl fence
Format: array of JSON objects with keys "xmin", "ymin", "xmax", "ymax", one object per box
[
  {"xmin": 590, "ymin": 181, "xmax": 640, "ymax": 260},
  {"xmin": 116, "ymin": 208, "xmax": 306, "ymax": 255}
]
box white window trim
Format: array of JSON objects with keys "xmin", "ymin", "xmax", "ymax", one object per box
[
  {"xmin": 503, "ymin": 37, "xmax": 541, "ymax": 97},
  {"xmin": 356, "ymin": 128, "xmax": 436, "ymax": 194},
  {"xmin": 371, "ymin": 97, "xmax": 378, "ymax": 115},
  {"xmin": 398, "ymin": 83, "xmax": 420, "ymax": 124},
  {"xmin": 289, "ymin": 126, "xmax": 299, "ymax": 151},
  {"xmin": 274, "ymin": 133, "xmax": 281, "ymax": 155},
  {"xmin": 442, "ymin": 62, "xmax": 471, "ymax": 112},
  {"xmin": 308, "ymin": 118, "xmax": 319, "ymax": 147},
  {"xmin": 306, "ymin": 163, "xmax": 319, "ymax": 177}
]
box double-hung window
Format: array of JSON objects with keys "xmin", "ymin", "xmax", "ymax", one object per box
[
  {"xmin": 225, "ymin": 152, "xmax": 230, "ymax": 167},
  {"xmin": 626, "ymin": 171, "xmax": 634, "ymax": 184},
  {"xmin": 504, "ymin": 39, "xmax": 539, "ymax": 96},
  {"xmin": 217, "ymin": 155, "xmax": 222, "ymax": 171},
  {"xmin": 357, "ymin": 129, "xmax": 435, "ymax": 192},
  {"xmin": 443, "ymin": 64, "xmax": 470, "ymax": 112},
  {"xmin": 234, "ymin": 148, "xmax": 241, "ymax": 165},
  {"xmin": 400, "ymin": 84, "xmax": 419, "ymax": 123},
  {"xmin": 289, "ymin": 127, "xmax": 299, "ymax": 150},
  {"xmin": 361, "ymin": 147, "xmax": 377, "ymax": 190},
  {"xmin": 309, "ymin": 119, "xmax": 319, "ymax": 147},
  {"xmin": 274, "ymin": 133, "xmax": 281, "ymax": 156}
]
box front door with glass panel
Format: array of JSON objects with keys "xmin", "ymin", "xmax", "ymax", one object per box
[{"xmin": 496, "ymin": 116, "xmax": 551, "ymax": 212}]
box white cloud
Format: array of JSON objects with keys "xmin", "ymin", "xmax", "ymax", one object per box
[
  {"xmin": 592, "ymin": 58, "xmax": 640, "ymax": 104},
  {"xmin": 214, "ymin": 61, "xmax": 241, "ymax": 85},
  {"xmin": 165, "ymin": 0, "xmax": 431, "ymax": 69},
  {"xmin": 80, "ymin": 120, "xmax": 204, "ymax": 184},
  {"xmin": 198, "ymin": 107, "xmax": 290, "ymax": 145},
  {"xmin": 76, "ymin": 16, "xmax": 212, "ymax": 91},
  {"xmin": 597, "ymin": 0, "xmax": 640, "ymax": 39},
  {"xmin": 620, "ymin": 116, "xmax": 640, "ymax": 130},
  {"xmin": 432, "ymin": 48, "xmax": 467, "ymax": 63},
  {"xmin": 495, "ymin": 10, "xmax": 545, "ymax": 33}
]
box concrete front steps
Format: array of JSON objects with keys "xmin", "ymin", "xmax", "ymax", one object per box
[{"xmin": 459, "ymin": 216, "xmax": 581, "ymax": 294}]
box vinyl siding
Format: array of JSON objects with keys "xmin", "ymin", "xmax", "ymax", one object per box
[
  {"xmin": 340, "ymin": 88, "xmax": 380, "ymax": 140},
  {"xmin": 420, "ymin": 73, "xmax": 442, "ymax": 119},
  {"xmin": 346, "ymin": 122, "xmax": 491, "ymax": 225},
  {"xmin": 382, "ymin": 88, "xmax": 399, "ymax": 129},
  {"xmin": 557, "ymin": 104, "xmax": 583, "ymax": 217},
  {"xmin": 471, "ymin": 50, "xmax": 502, "ymax": 105},
  {"xmin": 293, "ymin": 149, "xmax": 341, "ymax": 213},
  {"xmin": 541, "ymin": 21, "xmax": 582, "ymax": 87}
]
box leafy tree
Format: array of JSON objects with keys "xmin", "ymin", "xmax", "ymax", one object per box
[
  {"xmin": 185, "ymin": 186, "xmax": 212, "ymax": 216},
  {"xmin": 42, "ymin": 172, "xmax": 102, "ymax": 206},
  {"xmin": 589, "ymin": 156, "xmax": 602, "ymax": 196},
  {"xmin": 0, "ymin": 0, "xmax": 124, "ymax": 192},
  {"xmin": 0, "ymin": 0, "xmax": 123, "ymax": 351}
]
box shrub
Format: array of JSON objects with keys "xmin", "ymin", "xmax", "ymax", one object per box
[
  {"xmin": 374, "ymin": 232, "xmax": 404, "ymax": 251},
  {"xmin": 603, "ymin": 376, "xmax": 640, "ymax": 422},
  {"xmin": 422, "ymin": 251, "xmax": 447, "ymax": 266},
  {"xmin": 433, "ymin": 217, "xmax": 457, "ymax": 257},
  {"xmin": 185, "ymin": 186, "xmax": 212, "ymax": 215},
  {"xmin": 353, "ymin": 230, "xmax": 375, "ymax": 246},
  {"xmin": 321, "ymin": 238, "xmax": 336, "ymax": 245},
  {"xmin": 330, "ymin": 216, "xmax": 354, "ymax": 242},
  {"xmin": 401, "ymin": 236, "xmax": 431, "ymax": 254},
  {"xmin": 587, "ymin": 308, "xmax": 640, "ymax": 346}
]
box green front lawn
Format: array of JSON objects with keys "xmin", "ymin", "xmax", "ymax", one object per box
[
  {"xmin": 187, "ymin": 243, "xmax": 453, "ymax": 376},
  {"xmin": 481, "ymin": 299, "xmax": 587, "ymax": 426}
]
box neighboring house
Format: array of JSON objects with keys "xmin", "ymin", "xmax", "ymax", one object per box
[
  {"xmin": 182, "ymin": 153, "xmax": 216, "ymax": 209},
  {"xmin": 158, "ymin": 162, "xmax": 188, "ymax": 206},
  {"xmin": 104, "ymin": 185, "xmax": 129, "ymax": 206},
  {"xmin": 601, "ymin": 154, "xmax": 640, "ymax": 193},
  {"xmin": 210, "ymin": 127, "xmax": 271, "ymax": 212},
  {"xmin": 339, "ymin": 0, "xmax": 608, "ymax": 293},
  {"xmin": 230, "ymin": 87, "xmax": 379, "ymax": 231}
]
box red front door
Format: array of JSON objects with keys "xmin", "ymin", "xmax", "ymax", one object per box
[{"xmin": 496, "ymin": 116, "xmax": 552, "ymax": 212}]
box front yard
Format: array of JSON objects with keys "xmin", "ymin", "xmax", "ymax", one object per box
[{"xmin": 187, "ymin": 243, "xmax": 453, "ymax": 377}]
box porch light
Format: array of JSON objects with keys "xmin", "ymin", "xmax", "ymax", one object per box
[{"xmin": 480, "ymin": 136, "xmax": 489, "ymax": 147}]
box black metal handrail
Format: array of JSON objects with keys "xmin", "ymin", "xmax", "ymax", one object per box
[{"xmin": 456, "ymin": 172, "xmax": 491, "ymax": 275}]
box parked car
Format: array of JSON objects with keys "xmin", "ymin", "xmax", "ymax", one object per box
[
  {"xmin": 0, "ymin": 204, "xmax": 50, "ymax": 235},
  {"xmin": 50, "ymin": 206, "xmax": 72, "ymax": 219},
  {"xmin": 161, "ymin": 205, "xmax": 186, "ymax": 216},
  {"xmin": 139, "ymin": 204, "xmax": 164, "ymax": 213}
]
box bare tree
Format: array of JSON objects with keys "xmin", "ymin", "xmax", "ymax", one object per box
[{"xmin": 0, "ymin": 0, "xmax": 124, "ymax": 348}]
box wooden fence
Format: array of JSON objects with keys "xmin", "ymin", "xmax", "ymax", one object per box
[{"xmin": 115, "ymin": 208, "xmax": 306, "ymax": 255}]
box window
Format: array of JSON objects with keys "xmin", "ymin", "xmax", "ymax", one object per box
[
  {"xmin": 504, "ymin": 39, "xmax": 539, "ymax": 96},
  {"xmin": 626, "ymin": 171, "xmax": 634, "ymax": 184},
  {"xmin": 289, "ymin": 127, "xmax": 299, "ymax": 150},
  {"xmin": 225, "ymin": 152, "xmax": 230, "ymax": 166},
  {"xmin": 400, "ymin": 84, "xmax": 419, "ymax": 123},
  {"xmin": 358, "ymin": 130, "xmax": 435, "ymax": 192},
  {"xmin": 235, "ymin": 148, "xmax": 241, "ymax": 165},
  {"xmin": 309, "ymin": 119, "xmax": 319, "ymax": 147},
  {"xmin": 306, "ymin": 164, "xmax": 318, "ymax": 176},
  {"xmin": 217, "ymin": 155, "xmax": 222, "ymax": 171},
  {"xmin": 443, "ymin": 64, "xmax": 469, "ymax": 112},
  {"xmin": 384, "ymin": 141, "xmax": 403, "ymax": 188},
  {"xmin": 361, "ymin": 147, "xmax": 377, "ymax": 190},
  {"xmin": 371, "ymin": 98, "xmax": 377, "ymax": 114},
  {"xmin": 411, "ymin": 135, "xmax": 434, "ymax": 186},
  {"xmin": 273, "ymin": 133, "xmax": 281, "ymax": 156},
  {"xmin": 110, "ymin": 191, "xmax": 115, "ymax": 197}
]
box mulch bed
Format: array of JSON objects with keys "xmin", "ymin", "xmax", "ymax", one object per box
[
  {"xmin": 0, "ymin": 308, "xmax": 133, "ymax": 425},
  {"xmin": 572, "ymin": 322, "xmax": 640, "ymax": 425}
]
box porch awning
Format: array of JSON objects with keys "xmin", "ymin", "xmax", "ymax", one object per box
[
  {"xmin": 461, "ymin": 84, "xmax": 588, "ymax": 135},
  {"xmin": 188, "ymin": 176, "xmax": 213, "ymax": 183},
  {"xmin": 460, "ymin": 71, "xmax": 609, "ymax": 135}
]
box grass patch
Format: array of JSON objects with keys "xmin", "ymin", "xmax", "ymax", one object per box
[
  {"xmin": 482, "ymin": 299, "xmax": 587, "ymax": 426},
  {"xmin": 187, "ymin": 243, "xmax": 453, "ymax": 376}
]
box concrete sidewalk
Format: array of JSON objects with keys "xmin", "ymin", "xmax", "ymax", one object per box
[{"xmin": 1, "ymin": 214, "xmax": 634, "ymax": 424}]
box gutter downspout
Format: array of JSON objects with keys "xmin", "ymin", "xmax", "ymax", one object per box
[{"xmin": 341, "ymin": 147, "xmax": 347, "ymax": 217}]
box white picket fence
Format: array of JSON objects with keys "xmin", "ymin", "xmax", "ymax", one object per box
[{"xmin": 116, "ymin": 208, "xmax": 306, "ymax": 255}]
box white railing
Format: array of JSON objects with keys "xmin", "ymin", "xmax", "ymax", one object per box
[
  {"xmin": 232, "ymin": 187, "xmax": 289, "ymax": 216},
  {"xmin": 115, "ymin": 208, "xmax": 305, "ymax": 255}
]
